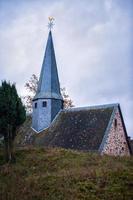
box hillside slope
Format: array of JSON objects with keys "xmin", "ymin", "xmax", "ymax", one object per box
[{"xmin": 0, "ymin": 148, "xmax": 133, "ymax": 200}]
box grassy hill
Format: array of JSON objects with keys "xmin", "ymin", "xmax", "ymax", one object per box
[{"xmin": 0, "ymin": 147, "xmax": 133, "ymax": 200}]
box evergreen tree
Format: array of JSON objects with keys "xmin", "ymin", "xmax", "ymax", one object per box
[{"xmin": 0, "ymin": 81, "xmax": 26, "ymax": 163}]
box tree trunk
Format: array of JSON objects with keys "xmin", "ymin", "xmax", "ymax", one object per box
[
  {"xmin": 3, "ymin": 125, "xmax": 16, "ymax": 163},
  {"xmin": 7, "ymin": 124, "xmax": 11, "ymax": 162},
  {"xmin": 4, "ymin": 135, "xmax": 9, "ymax": 162},
  {"xmin": 10, "ymin": 138, "xmax": 16, "ymax": 163},
  {"xmin": 8, "ymin": 125, "xmax": 16, "ymax": 163}
]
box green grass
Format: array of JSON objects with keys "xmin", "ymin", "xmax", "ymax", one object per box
[{"xmin": 0, "ymin": 147, "xmax": 133, "ymax": 200}]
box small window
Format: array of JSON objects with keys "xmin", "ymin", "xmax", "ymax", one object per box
[
  {"xmin": 121, "ymin": 147, "xmax": 124, "ymax": 151},
  {"xmin": 42, "ymin": 101, "xmax": 47, "ymax": 107},
  {"xmin": 114, "ymin": 119, "xmax": 117, "ymax": 128},
  {"xmin": 35, "ymin": 102, "xmax": 37, "ymax": 109}
]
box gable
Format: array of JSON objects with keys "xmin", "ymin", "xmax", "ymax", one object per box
[{"xmin": 101, "ymin": 106, "xmax": 131, "ymax": 156}]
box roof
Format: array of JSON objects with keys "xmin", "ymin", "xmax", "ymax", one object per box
[
  {"xmin": 15, "ymin": 103, "xmax": 131, "ymax": 154},
  {"xmin": 36, "ymin": 104, "xmax": 116, "ymax": 151},
  {"xmin": 33, "ymin": 31, "xmax": 63, "ymax": 100}
]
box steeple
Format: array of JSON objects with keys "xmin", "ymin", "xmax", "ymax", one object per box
[
  {"xmin": 32, "ymin": 20, "xmax": 63, "ymax": 132},
  {"xmin": 33, "ymin": 30, "xmax": 63, "ymax": 101}
]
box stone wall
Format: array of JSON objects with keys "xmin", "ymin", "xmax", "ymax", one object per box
[{"xmin": 102, "ymin": 108, "xmax": 130, "ymax": 156}]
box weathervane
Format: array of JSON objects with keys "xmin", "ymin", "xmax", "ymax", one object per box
[{"xmin": 48, "ymin": 17, "xmax": 55, "ymax": 30}]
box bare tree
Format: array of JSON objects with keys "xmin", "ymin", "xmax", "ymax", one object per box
[
  {"xmin": 24, "ymin": 74, "xmax": 74, "ymax": 112},
  {"xmin": 60, "ymin": 87, "xmax": 74, "ymax": 109},
  {"xmin": 23, "ymin": 74, "xmax": 38, "ymax": 112}
]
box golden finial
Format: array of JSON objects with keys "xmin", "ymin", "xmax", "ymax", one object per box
[{"xmin": 48, "ymin": 17, "xmax": 55, "ymax": 30}]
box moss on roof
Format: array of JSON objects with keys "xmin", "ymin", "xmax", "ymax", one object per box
[{"xmin": 35, "ymin": 107, "xmax": 114, "ymax": 151}]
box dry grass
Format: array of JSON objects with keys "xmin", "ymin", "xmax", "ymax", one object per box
[{"xmin": 0, "ymin": 147, "xmax": 133, "ymax": 200}]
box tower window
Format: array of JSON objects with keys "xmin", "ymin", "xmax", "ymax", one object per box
[
  {"xmin": 114, "ymin": 119, "xmax": 117, "ymax": 129},
  {"xmin": 42, "ymin": 101, "xmax": 47, "ymax": 107},
  {"xmin": 35, "ymin": 102, "xmax": 37, "ymax": 108}
]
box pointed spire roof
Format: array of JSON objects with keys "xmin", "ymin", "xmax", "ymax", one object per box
[{"xmin": 34, "ymin": 30, "xmax": 63, "ymax": 100}]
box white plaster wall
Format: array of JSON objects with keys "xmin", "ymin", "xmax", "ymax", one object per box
[{"xmin": 102, "ymin": 108, "xmax": 130, "ymax": 156}]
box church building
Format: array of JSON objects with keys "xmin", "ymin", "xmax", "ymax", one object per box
[{"xmin": 31, "ymin": 19, "xmax": 131, "ymax": 156}]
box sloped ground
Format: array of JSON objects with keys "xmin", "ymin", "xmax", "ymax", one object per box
[{"xmin": 0, "ymin": 147, "xmax": 133, "ymax": 200}]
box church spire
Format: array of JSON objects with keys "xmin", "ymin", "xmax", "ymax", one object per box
[
  {"xmin": 34, "ymin": 30, "xmax": 62, "ymax": 100},
  {"xmin": 32, "ymin": 19, "xmax": 63, "ymax": 132}
]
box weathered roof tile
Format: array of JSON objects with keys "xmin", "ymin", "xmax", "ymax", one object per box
[{"xmin": 38, "ymin": 104, "xmax": 115, "ymax": 151}]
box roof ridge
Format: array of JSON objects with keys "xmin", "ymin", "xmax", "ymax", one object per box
[{"xmin": 63, "ymin": 103, "xmax": 119, "ymax": 112}]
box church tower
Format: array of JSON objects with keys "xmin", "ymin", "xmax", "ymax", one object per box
[{"xmin": 32, "ymin": 18, "xmax": 63, "ymax": 132}]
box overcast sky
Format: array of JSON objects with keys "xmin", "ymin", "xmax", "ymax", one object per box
[{"xmin": 0, "ymin": 0, "xmax": 133, "ymax": 137}]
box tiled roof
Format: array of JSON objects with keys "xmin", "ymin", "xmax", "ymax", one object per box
[{"xmin": 37, "ymin": 104, "xmax": 115, "ymax": 151}]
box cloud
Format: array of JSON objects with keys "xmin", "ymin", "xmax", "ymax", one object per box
[{"xmin": 0, "ymin": 0, "xmax": 132, "ymax": 137}]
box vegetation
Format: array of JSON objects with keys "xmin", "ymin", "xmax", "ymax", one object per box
[
  {"xmin": 23, "ymin": 74, "xmax": 74, "ymax": 112},
  {"xmin": 0, "ymin": 147, "xmax": 133, "ymax": 200},
  {"xmin": 0, "ymin": 81, "xmax": 26, "ymax": 163}
]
